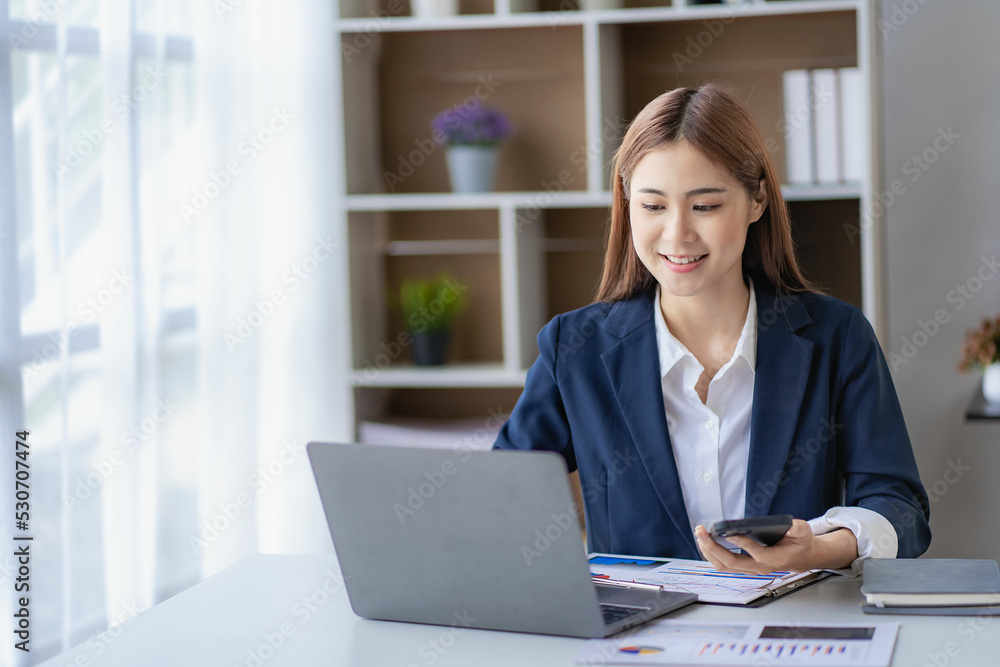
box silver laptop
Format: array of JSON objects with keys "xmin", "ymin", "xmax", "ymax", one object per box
[{"xmin": 307, "ymin": 441, "xmax": 696, "ymax": 638}]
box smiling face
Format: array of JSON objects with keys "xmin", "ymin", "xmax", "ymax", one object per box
[{"xmin": 628, "ymin": 140, "xmax": 766, "ymax": 302}]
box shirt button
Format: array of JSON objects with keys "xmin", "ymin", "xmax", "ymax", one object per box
[
  {"xmin": 702, "ymin": 472, "xmax": 713, "ymax": 482},
  {"xmin": 705, "ymin": 421, "xmax": 714, "ymax": 430}
]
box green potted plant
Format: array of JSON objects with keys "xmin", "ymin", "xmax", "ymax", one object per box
[
  {"xmin": 397, "ymin": 274, "xmax": 468, "ymax": 366},
  {"xmin": 959, "ymin": 314, "xmax": 1000, "ymax": 405}
]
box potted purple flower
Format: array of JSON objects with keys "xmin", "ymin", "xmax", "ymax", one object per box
[{"xmin": 431, "ymin": 105, "xmax": 513, "ymax": 193}]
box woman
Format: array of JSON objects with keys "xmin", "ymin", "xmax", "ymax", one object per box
[{"xmin": 492, "ymin": 84, "xmax": 930, "ymax": 575}]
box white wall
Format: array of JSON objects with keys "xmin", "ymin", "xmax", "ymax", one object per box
[{"xmin": 881, "ymin": 0, "xmax": 1000, "ymax": 558}]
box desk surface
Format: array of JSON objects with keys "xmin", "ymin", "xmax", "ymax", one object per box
[{"xmin": 40, "ymin": 554, "xmax": 1000, "ymax": 666}]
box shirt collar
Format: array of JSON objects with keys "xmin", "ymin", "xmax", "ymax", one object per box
[{"xmin": 653, "ymin": 278, "xmax": 757, "ymax": 379}]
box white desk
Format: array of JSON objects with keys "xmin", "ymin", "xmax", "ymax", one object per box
[{"xmin": 39, "ymin": 555, "xmax": 1000, "ymax": 666}]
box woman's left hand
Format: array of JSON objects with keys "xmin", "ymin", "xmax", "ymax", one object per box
[{"xmin": 693, "ymin": 520, "xmax": 858, "ymax": 574}]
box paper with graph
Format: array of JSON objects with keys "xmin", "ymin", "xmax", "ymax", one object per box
[
  {"xmin": 574, "ymin": 620, "xmax": 899, "ymax": 666},
  {"xmin": 588, "ymin": 554, "xmax": 829, "ymax": 605}
]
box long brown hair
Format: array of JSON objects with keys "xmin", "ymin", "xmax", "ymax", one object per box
[{"xmin": 595, "ymin": 83, "xmax": 816, "ymax": 302}]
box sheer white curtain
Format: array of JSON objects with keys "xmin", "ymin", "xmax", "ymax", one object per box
[
  {"xmin": 188, "ymin": 0, "xmax": 351, "ymax": 575},
  {"xmin": 0, "ymin": 1, "xmax": 349, "ymax": 663}
]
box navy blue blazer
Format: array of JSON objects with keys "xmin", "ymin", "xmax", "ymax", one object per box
[{"xmin": 493, "ymin": 285, "xmax": 931, "ymax": 561}]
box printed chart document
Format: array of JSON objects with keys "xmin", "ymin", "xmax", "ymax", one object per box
[
  {"xmin": 588, "ymin": 554, "xmax": 830, "ymax": 605},
  {"xmin": 574, "ymin": 620, "xmax": 899, "ymax": 666}
]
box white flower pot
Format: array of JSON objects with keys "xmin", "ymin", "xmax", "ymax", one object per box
[
  {"xmin": 445, "ymin": 145, "xmax": 498, "ymax": 193},
  {"xmin": 984, "ymin": 362, "xmax": 1000, "ymax": 405},
  {"xmin": 411, "ymin": 0, "xmax": 457, "ymax": 18}
]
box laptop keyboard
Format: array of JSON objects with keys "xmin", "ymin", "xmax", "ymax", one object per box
[{"xmin": 600, "ymin": 603, "xmax": 648, "ymax": 626}]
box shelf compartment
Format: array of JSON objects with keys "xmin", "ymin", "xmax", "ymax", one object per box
[
  {"xmin": 351, "ymin": 385, "xmax": 523, "ymax": 455},
  {"xmin": 511, "ymin": 206, "xmax": 608, "ymax": 369},
  {"xmin": 788, "ymin": 198, "xmax": 861, "ymax": 308},
  {"xmin": 349, "ymin": 209, "xmax": 505, "ymax": 369},
  {"xmin": 621, "ymin": 10, "xmax": 858, "ymax": 186},
  {"xmin": 344, "ymin": 25, "xmax": 587, "ymax": 195},
  {"xmin": 538, "ymin": 207, "xmax": 607, "ymax": 322}
]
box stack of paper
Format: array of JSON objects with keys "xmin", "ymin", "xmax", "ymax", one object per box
[{"xmin": 781, "ymin": 68, "xmax": 865, "ymax": 185}]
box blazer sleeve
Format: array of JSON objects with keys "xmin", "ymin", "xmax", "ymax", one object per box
[
  {"xmin": 492, "ymin": 315, "xmax": 577, "ymax": 472},
  {"xmin": 835, "ymin": 308, "xmax": 931, "ymax": 557}
]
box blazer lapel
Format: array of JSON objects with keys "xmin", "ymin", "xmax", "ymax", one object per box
[
  {"xmin": 600, "ymin": 292, "xmax": 698, "ymax": 556},
  {"xmin": 744, "ymin": 289, "xmax": 814, "ymax": 517}
]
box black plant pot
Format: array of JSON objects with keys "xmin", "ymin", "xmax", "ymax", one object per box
[{"xmin": 411, "ymin": 331, "xmax": 450, "ymax": 366}]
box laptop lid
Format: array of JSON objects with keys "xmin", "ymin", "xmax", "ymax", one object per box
[{"xmin": 307, "ymin": 442, "xmax": 694, "ymax": 638}]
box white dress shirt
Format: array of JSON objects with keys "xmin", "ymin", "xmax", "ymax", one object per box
[{"xmin": 653, "ymin": 280, "xmax": 897, "ymax": 575}]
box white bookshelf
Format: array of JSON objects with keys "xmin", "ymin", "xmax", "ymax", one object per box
[{"xmin": 332, "ymin": 0, "xmax": 882, "ymax": 434}]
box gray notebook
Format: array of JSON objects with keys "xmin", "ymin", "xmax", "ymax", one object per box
[{"xmin": 862, "ymin": 559, "xmax": 1000, "ymax": 607}]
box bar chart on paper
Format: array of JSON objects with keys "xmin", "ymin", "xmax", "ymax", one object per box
[
  {"xmin": 696, "ymin": 640, "xmax": 854, "ymax": 663},
  {"xmin": 574, "ymin": 621, "xmax": 899, "ymax": 666}
]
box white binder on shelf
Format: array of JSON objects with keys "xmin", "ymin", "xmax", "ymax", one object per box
[
  {"xmin": 812, "ymin": 68, "xmax": 841, "ymax": 184},
  {"xmin": 782, "ymin": 69, "xmax": 814, "ymax": 185}
]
